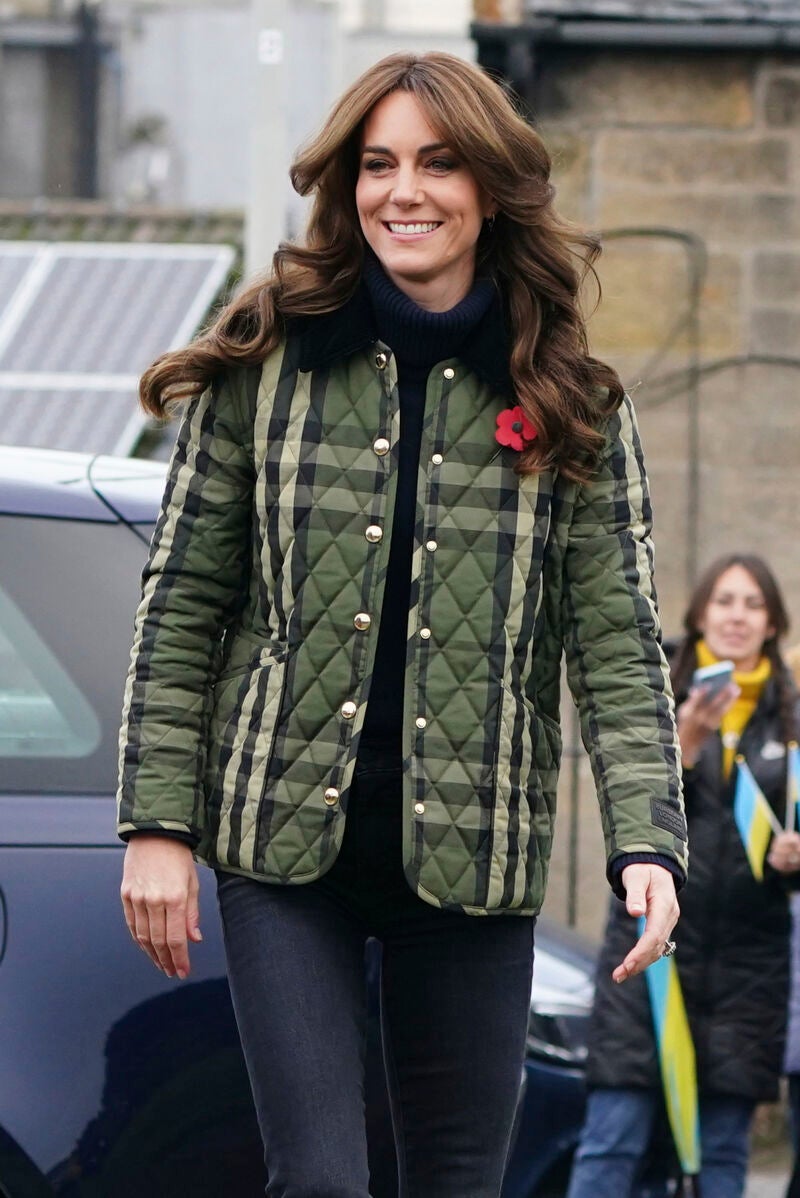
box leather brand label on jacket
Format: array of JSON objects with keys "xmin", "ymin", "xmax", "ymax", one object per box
[{"xmin": 650, "ymin": 798, "xmax": 688, "ymax": 842}]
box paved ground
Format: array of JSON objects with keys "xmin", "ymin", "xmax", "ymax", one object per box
[
  {"xmin": 747, "ymin": 1144, "xmax": 790, "ymax": 1197},
  {"xmin": 748, "ymin": 1169, "xmax": 786, "ymax": 1197},
  {"xmin": 752, "ymin": 1169, "xmax": 785, "ymax": 1198}
]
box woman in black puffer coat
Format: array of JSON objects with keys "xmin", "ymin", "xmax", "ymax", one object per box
[{"xmin": 567, "ymin": 553, "xmax": 800, "ymax": 1198}]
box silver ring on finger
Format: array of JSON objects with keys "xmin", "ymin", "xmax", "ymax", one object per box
[{"xmin": 661, "ymin": 939, "xmax": 677, "ymax": 958}]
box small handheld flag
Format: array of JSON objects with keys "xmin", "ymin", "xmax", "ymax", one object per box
[
  {"xmin": 786, "ymin": 742, "xmax": 800, "ymax": 833},
  {"xmin": 733, "ymin": 755, "xmax": 781, "ymax": 881},
  {"xmin": 639, "ymin": 916, "xmax": 700, "ymax": 1177}
]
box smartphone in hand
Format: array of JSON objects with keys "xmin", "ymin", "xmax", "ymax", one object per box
[{"xmin": 691, "ymin": 660, "xmax": 735, "ymax": 699}]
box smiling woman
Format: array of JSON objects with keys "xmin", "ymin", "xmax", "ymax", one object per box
[
  {"xmin": 568, "ymin": 553, "xmax": 800, "ymax": 1198},
  {"xmin": 355, "ymin": 91, "xmax": 496, "ymax": 312},
  {"xmin": 118, "ymin": 51, "xmax": 688, "ymax": 1198},
  {"xmin": 691, "ymin": 561, "xmax": 780, "ymax": 674}
]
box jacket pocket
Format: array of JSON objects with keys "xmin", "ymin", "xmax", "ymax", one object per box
[
  {"xmin": 205, "ymin": 647, "xmax": 287, "ymax": 837},
  {"xmin": 495, "ymin": 684, "xmax": 562, "ymax": 812},
  {"xmin": 482, "ymin": 683, "xmax": 561, "ymax": 909},
  {"xmin": 216, "ymin": 633, "xmax": 285, "ymax": 683}
]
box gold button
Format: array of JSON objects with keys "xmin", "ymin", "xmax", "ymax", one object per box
[
  {"xmin": 420, "ymin": 627, "xmax": 431, "ymax": 640},
  {"xmin": 375, "ymin": 352, "xmax": 388, "ymax": 370},
  {"xmin": 324, "ymin": 787, "xmax": 340, "ymax": 805},
  {"xmin": 431, "ymin": 453, "xmax": 443, "ymax": 466},
  {"xmin": 425, "ymin": 540, "xmax": 437, "ymax": 552},
  {"xmin": 443, "ymin": 367, "xmax": 455, "ymax": 380},
  {"xmin": 341, "ymin": 701, "xmax": 357, "ymax": 719},
  {"xmin": 415, "ymin": 717, "xmax": 427, "ymax": 730},
  {"xmin": 414, "ymin": 802, "xmax": 425, "ymax": 815},
  {"xmin": 365, "ymin": 524, "xmax": 383, "ymax": 543},
  {"xmin": 354, "ymin": 612, "xmax": 371, "ymax": 631},
  {"xmin": 373, "ymin": 437, "xmax": 390, "ymax": 456}
]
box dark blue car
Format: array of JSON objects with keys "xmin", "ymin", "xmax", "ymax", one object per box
[{"xmin": 0, "ymin": 445, "xmax": 594, "ymax": 1198}]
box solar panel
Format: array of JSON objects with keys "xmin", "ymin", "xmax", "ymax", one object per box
[
  {"xmin": 0, "ymin": 252, "xmax": 34, "ymax": 325},
  {"xmin": 0, "ymin": 242, "xmax": 235, "ymax": 456},
  {"xmin": 0, "ymin": 387, "xmax": 141, "ymax": 456}
]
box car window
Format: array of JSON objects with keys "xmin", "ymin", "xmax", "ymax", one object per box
[
  {"xmin": 0, "ymin": 514, "xmax": 152, "ymax": 794},
  {"xmin": 0, "ymin": 587, "xmax": 101, "ymax": 758}
]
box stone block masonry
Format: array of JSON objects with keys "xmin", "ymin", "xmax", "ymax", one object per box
[{"xmin": 535, "ymin": 47, "xmax": 800, "ymax": 623}]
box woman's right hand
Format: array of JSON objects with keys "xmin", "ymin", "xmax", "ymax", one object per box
[
  {"xmin": 676, "ymin": 681, "xmax": 739, "ymax": 768},
  {"xmin": 120, "ymin": 835, "xmax": 202, "ymax": 979},
  {"xmin": 767, "ymin": 831, "xmax": 800, "ymax": 874}
]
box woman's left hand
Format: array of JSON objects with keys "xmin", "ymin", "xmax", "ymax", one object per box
[
  {"xmin": 612, "ymin": 863, "xmax": 680, "ymax": 984},
  {"xmin": 767, "ymin": 830, "xmax": 800, "ymax": 874}
]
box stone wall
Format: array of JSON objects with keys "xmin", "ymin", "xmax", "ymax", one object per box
[
  {"xmin": 526, "ymin": 47, "xmax": 800, "ymax": 935},
  {"xmin": 535, "ymin": 47, "xmax": 800, "ymax": 630}
]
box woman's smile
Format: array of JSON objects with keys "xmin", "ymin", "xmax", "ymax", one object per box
[
  {"xmin": 383, "ymin": 221, "xmax": 443, "ymax": 236},
  {"xmin": 356, "ymin": 90, "xmax": 495, "ymax": 312}
]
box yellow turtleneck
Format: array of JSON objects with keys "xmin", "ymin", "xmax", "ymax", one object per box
[{"xmin": 695, "ymin": 639, "xmax": 771, "ymax": 777}]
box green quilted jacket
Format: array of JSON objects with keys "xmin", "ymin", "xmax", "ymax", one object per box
[{"xmin": 118, "ymin": 291, "xmax": 687, "ymax": 914}]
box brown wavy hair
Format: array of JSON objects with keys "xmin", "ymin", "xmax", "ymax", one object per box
[
  {"xmin": 140, "ymin": 52, "xmax": 623, "ymax": 481},
  {"xmin": 670, "ymin": 553, "xmax": 796, "ymax": 744}
]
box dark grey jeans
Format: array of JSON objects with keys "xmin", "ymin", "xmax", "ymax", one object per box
[{"xmin": 216, "ymin": 751, "xmax": 536, "ymax": 1198}]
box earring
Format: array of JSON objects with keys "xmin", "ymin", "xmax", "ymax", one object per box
[{"xmin": 487, "ymin": 214, "xmax": 496, "ymax": 232}]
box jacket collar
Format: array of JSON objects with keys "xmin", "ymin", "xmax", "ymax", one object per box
[{"xmin": 289, "ymin": 277, "xmax": 513, "ymax": 397}]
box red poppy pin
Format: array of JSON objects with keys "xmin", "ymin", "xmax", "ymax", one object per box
[{"xmin": 495, "ymin": 406, "xmax": 538, "ymax": 452}]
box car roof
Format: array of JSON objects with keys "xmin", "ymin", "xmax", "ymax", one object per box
[{"xmin": 0, "ymin": 444, "xmax": 166, "ymax": 522}]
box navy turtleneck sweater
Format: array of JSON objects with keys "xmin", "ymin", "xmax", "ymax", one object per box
[{"xmin": 359, "ymin": 262, "xmax": 495, "ymax": 753}]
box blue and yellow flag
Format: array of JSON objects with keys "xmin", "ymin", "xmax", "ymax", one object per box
[
  {"xmin": 787, "ymin": 742, "xmax": 800, "ymax": 831},
  {"xmin": 733, "ymin": 755, "xmax": 780, "ymax": 881},
  {"xmin": 639, "ymin": 916, "xmax": 700, "ymax": 1176}
]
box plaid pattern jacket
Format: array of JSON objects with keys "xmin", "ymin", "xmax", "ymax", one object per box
[{"xmin": 118, "ymin": 290, "xmax": 687, "ymax": 914}]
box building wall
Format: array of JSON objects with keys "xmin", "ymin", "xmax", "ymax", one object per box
[
  {"xmin": 0, "ymin": 46, "xmax": 50, "ymax": 196},
  {"xmin": 340, "ymin": 0, "xmax": 471, "ymax": 32},
  {"xmin": 113, "ymin": 2, "xmax": 342, "ymax": 213},
  {"xmin": 0, "ymin": 41, "xmax": 82, "ymax": 197},
  {"xmin": 531, "ymin": 48, "xmax": 800, "ymax": 631}
]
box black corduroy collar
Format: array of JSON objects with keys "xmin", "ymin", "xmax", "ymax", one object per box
[{"xmin": 289, "ymin": 274, "xmax": 513, "ymax": 397}]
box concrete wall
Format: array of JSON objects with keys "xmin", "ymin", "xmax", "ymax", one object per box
[
  {"xmin": 115, "ymin": 5, "xmax": 254, "ymax": 207},
  {"xmin": 0, "ymin": 42, "xmax": 80, "ymax": 197},
  {"xmin": 0, "ymin": 46, "xmax": 50, "ymax": 196},
  {"xmin": 341, "ymin": 0, "xmax": 472, "ymax": 32}
]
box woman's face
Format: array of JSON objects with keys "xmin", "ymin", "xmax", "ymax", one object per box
[
  {"xmin": 355, "ymin": 90, "xmax": 495, "ymax": 313},
  {"xmin": 698, "ymin": 564, "xmax": 775, "ymax": 671}
]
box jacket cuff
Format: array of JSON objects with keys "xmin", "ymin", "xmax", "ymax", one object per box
[
  {"xmin": 119, "ymin": 828, "xmax": 198, "ymax": 848},
  {"xmin": 609, "ymin": 852, "xmax": 684, "ymax": 900}
]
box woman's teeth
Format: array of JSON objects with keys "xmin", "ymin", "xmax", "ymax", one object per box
[{"xmin": 387, "ymin": 222, "xmax": 439, "ymax": 234}]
